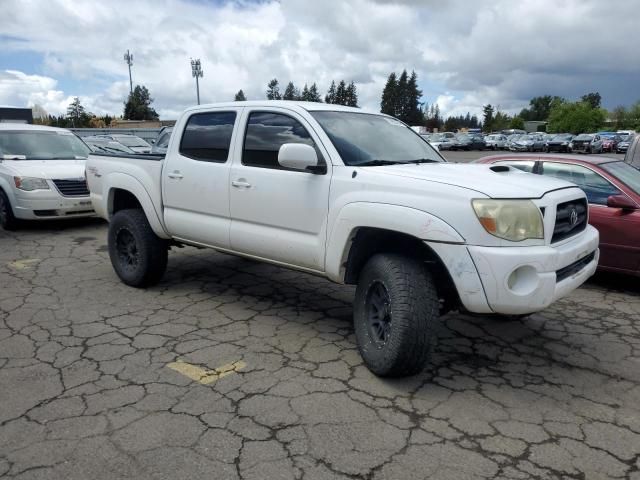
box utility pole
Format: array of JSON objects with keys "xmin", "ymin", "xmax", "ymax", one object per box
[
  {"xmin": 191, "ymin": 58, "xmax": 203, "ymax": 105},
  {"xmin": 123, "ymin": 50, "xmax": 133, "ymax": 94}
]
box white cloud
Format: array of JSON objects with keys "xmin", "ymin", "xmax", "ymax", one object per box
[{"xmin": 0, "ymin": 0, "xmax": 638, "ymax": 119}]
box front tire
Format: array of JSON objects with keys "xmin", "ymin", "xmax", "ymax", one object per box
[
  {"xmin": 353, "ymin": 254, "xmax": 439, "ymax": 377},
  {"xmin": 0, "ymin": 189, "xmax": 18, "ymax": 231},
  {"xmin": 108, "ymin": 209, "xmax": 168, "ymax": 287}
]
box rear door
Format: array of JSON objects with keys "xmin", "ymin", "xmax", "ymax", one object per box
[
  {"xmin": 162, "ymin": 108, "xmax": 240, "ymax": 248},
  {"xmin": 540, "ymin": 161, "xmax": 639, "ymax": 272},
  {"xmin": 228, "ymin": 108, "xmax": 331, "ymax": 271}
]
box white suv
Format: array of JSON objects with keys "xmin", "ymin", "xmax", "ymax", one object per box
[{"xmin": 0, "ymin": 124, "xmax": 94, "ymax": 230}]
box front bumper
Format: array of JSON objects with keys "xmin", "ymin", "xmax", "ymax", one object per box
[
  {"xmin": 510, "ymin": 144, "xmax": 529, "ymax": 151},
  {"xmin": 13, "ymin": 190, "xmax": 95, "ymax": 220},
  {"xmin": 427, "ymin": 225, "xmax": 599, "ymax": 315}
]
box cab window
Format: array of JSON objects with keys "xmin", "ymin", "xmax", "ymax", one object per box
[{"xmin": 242, "ymin": 112, "xmax": 317, "ymax": 170}]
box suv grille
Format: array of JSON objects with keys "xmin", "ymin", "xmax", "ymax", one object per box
[
  {"xmin": 552, "ymin": 198, "xmax": 588, "ymax": 243},
  {"xmin": 52, "ymin": 179, "xmax": 89, "ymax": 197}
]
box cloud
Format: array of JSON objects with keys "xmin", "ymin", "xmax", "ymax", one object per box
[{"xmin": 0, "ymin": 0, "xmax": 638, "ymax": 120}]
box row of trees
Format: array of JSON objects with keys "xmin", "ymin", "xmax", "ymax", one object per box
[
  {"xmin": 35, "ymin": 84, "xmax": 160, "ymax": 128},
  {"xmin": 233, "ymin": 78, "xmax": 359, "ymax": 106}
]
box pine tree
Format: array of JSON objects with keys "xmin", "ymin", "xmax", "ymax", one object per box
[
  {"xmin": 404, "ymin": 71, "xmax": 423, "ymax": 125},
  {"xmin": 266, "ymin": 78, "xmax": 281, "ymax": 100},
  {"xmin": 234, "ymin": 89, "xmax": 246, "ymax": 101},
  {"xmin": 66, "ymin": 97, "xmax": 91, "ymax": 127},
  {"xmin": 482, "ymin": 104, "xmax": 495, "ymax": 132},
  {"xmin": 335, "ymin": 80, "xmax": 347, "ymax": 105},
  {"xmin": 308, "ymin": 83, "xmax": 322, "ymax": 102},
  {"xmin": 300, "ymin": 84, "xmax": 311, "ymax": 101},
  {"xmin": 325, "ymin": 81, "xmax": 337, "ymax": 104},
  {"xmin": 396, "ymin": 70, "xmax": 409, "ymax": 121},
  {"xmin": 345, "ymin": 82, "xmax": 358, "ymax": 107},
  {"xmin": 123, "ymin": 85, "xmax": 159, "ymax": 121},
  {"xmin": 283, "ymin": 82, "xmax": 297, "ymax": 100},
  {"xmin": 380, "ymin": 72, "xmax": 398, "ymax": 116}
]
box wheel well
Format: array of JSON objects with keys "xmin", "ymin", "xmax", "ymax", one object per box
[
  {"xmin": 110, "ymin": 189, "xmax": 142, "ymax": 216},
  {"xmin": 343, "ymin": 227, "xmax": 460, "ymax": 312}
]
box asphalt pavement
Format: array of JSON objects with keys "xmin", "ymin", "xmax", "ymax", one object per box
[{"xmin": 0, "ymin": 210, "xmax": 639, "ymax": 478}]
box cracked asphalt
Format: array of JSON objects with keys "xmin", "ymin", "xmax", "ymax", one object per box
[{"xmin": 1, "ymin": 219, "xmax": 639, "ymax": 480}]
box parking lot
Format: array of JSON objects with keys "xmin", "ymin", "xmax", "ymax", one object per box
[{"xmin": 1, "ymin": 152, "xmax": 639, "ymax": 480}]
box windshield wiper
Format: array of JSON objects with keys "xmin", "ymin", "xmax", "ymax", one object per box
[
  {"xmin": 404, "ymin": 158, "xmax": 439, "ymax": 164},
  {"xmin": 356, "ymin": 159, "xmax": 403, "ymax": 167}
]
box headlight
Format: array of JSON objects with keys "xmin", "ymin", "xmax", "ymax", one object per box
[
  {"xmin": 13, "ymin": 176, "xmax": 50, "ymax": 191},
  {"xmin": 569, "ymin": 142, "xmax": 574, "ymax": 148},
  {"xmin": 472, "ymin": 199, "xmax": 544, "ymax": 242}
]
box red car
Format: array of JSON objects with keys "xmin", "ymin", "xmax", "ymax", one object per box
[
  {"xmin": 601, "ymin": 135, "xmax": 621, "ymax": 153},
  {"xmin": 477, "ymin": 154, "xmax": 640, "ymax": 276}
]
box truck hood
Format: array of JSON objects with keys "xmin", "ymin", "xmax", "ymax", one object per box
[
  {"xmin": 368, "ymin": 163, "xmax": 574, "ymax": 198},
  {"xmin": 1, "ymin": 159, "xmax": 87, "ymax": 180}
]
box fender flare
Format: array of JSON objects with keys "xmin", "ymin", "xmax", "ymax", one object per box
[
  {"xmin": 103, "ymin": 172, "xmax": 170, "ymax": 239},
  {"xmin": 0, "ymin": 176, "xmax": 17, "ymax": 212},
  {"xmin": 325, "ymin": 202, "xmax": 465, "ymax": 282}
]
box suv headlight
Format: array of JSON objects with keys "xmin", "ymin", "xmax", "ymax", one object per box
[
  {"xmin": 472, "ymin": 199, "xmax": 544, "ymax": 242},
  {"xmin": 13, "ymin": 176, "xmax": 50, "ymax": 191}
]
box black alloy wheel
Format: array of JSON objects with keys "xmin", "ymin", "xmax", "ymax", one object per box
[{"xmin": 365, "ymin": 281, "xmax": 393, "ymax": 347}]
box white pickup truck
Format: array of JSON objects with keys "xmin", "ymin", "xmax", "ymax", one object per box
[{"xmin": 86, "ymin": 101, "xmax": 599, "ymax": 377}]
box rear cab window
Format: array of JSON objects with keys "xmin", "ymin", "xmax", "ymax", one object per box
[{"xmin": 179, "ymin": 111, "xmax": 237, "ymax": 162}]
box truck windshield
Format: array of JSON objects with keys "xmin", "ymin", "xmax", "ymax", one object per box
[
  {"xmin": 0, "ymin": 131, "xmax": 90, "ymax": 160},
  {"xmin": 310, "ymin": 111, "xmax": 444, "ymax": 166}
]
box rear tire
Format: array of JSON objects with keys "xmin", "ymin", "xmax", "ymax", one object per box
[
  {"xmin": 0, "ymin": 189, "xmax": 18, "ymax": 231},
  {"xmin": 353, "ymin": 254, "xmax": 439, "ymax": 377},
  {"xmin": 108, "ymin": 209, "xmax": 168, "ymax": 287}
]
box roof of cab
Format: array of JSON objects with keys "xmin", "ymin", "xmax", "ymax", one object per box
[{"xmin": 182, "ymin": 100, "xmax": 373, "ymax": 114}]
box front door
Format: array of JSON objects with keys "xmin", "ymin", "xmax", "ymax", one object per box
[
  {"xmin": 163, "ymin": 108, "xmax": 240, "ymax": 248},
  {"xmin": 228, "ymin": 108, "xmax": 331, "ymax": 271}
]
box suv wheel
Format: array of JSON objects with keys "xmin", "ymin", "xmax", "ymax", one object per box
[
  {"xmin": 353, "ymin": 254, "xmax": 439, "ymax": 377},
  {"xmin": 0, "ymin": 190, "xmax": 18, "ymax": 230},
  {"xmin": 108, "ymin": 209, "xmax": 168, "ymax": 287}
]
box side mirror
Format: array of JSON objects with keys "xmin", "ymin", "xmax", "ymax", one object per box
[
  {"xmin": 278, "ymin": 143, "xmax": 325, "ymax": 173},
  {"xmin": 607, "ymin": 194, "xmax": 638, "ymax": 210}
]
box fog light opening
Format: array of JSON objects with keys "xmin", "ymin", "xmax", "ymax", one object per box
[{"xmin": 507, "ymin": 265, "xmax": 539, "ymax": 296}]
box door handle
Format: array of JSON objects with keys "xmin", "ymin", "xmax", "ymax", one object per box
[
  {"xmin": 232, "ymin": 180, "xmax": 251, "ymax": 188},
  {"xmin": 167, "ymin": 171, "xmax": 183, "ymax": 179}
]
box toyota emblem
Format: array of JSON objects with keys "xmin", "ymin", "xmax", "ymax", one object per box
[{"xmin": 569, "ymin": 208, "xmax": 578, "ymax": 226}]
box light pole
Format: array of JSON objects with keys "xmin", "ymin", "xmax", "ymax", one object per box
[
  {"xmin": 191, "ymin": 58, "xmax": 203, "ymax": 105},
  {"xmin": 123, "ymin": 50, "xmax": 133, "ymax": 94}
]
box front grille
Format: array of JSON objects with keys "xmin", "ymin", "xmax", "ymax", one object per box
[
  {"xmin": 556, "ymin": 251, "xmax": 596, "ymax": 282},
  {"xmin": 52, "ymin": 179, "xmax": 89, "ymax": 197},
  {"xmin": 552, "ymin": 198, "xmax": 588, "ymax": 243}
]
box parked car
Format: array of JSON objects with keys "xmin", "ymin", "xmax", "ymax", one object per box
[
  {"xmin": 509, "ymin": 134, "xmax": 545, "ymax": 152},
  {"xmin": 477, "ymin": 154, "xmax": 640, "ymax": 276},
  {"xmin": 151, "ymin": 127, "xmax": 173, "ymax": 154},
  {"xmin": 94, "ymin": 134, "xmax": 152, "ymax": 153},
  {"xmin": 83, "ymin": 136, "xmax": 136, "ymax": 155},
  {"xmin": 616, "ymin": 134, "xmax": 634, "ymax": 154},
  {"xmin": 423, "ymin": 133, "xmax": 452, "ymax": 151},
  {"xmin": 624, "ymin": 134, "xmax": 640, "ymax": 168},
  {"xmin": 0, "ymin": 124, "xmax": 94, "ymax": 229},
  {"xmin": 545, "ymin": 133, "xmax": 574, "ymax": 153},
  {"xmin": 450, "ymin": 133, "xmax": 486, "ymax": 150},
  {"xmin": 86, "ymin": 101, "xmax": 598, "ymax": 377},
  {"xmin": 601, "ymin": 134, "xmax": 622, "ymax": 153},
  {"xmin": 570, "ymin": 134, "xmax": 603, "ymax": 154},
  {"xmin": 485, "ymin": 134, "xmax": 508, "ymax": 150}
]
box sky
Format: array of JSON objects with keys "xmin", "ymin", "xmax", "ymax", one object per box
[{"xmin": 1, "ymin": 0, "xmax": 639, "ymax": 120}]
